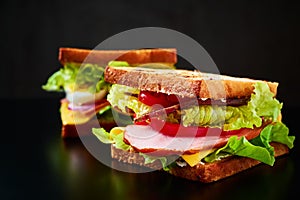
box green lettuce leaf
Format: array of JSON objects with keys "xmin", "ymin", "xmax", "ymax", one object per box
[
  {"xmin": 92, "ymin": 127, "xmax": 114, "ymax": 144},
  {"xmin": 92, "ymin": 127, "xmax": 130, "ymax": 151},
  {"xmin": 42, "ymin": 63, "xmax": 110, "ymax": 93},
  {"xmin": 139, "ymin": 153, "xmax": 169, "ymax": 169},
  {"xmin": 251, "ymin": 122, "xmax": 295, "ymax": 149},
  {"xmin": 108, "ymin": 61, "xmax": 130, "ymax": 67},
  {"xmin": 42, "ymin": 63, "xmax": 79, "ymax": 92},
  {"xmin": 183, "ymin": 82, "xmax": 282, "ymax": 130},
  {"xmin": 182, "ymin": 105, "xmax": 262, "ymax": 129},
  {"xmin": 269, "ymin": 123, "xmax": 295, "ymax": 149},
  {"xmin": 98, "ymin": 105, "xmax": 111, "ymax": 115},
  {"xmin": 204, "ymin": 122, "xmax": 295, "ymax": 165},
  {"xmin": 250, "ymin": 82, "xmax": 282, "ymax": 120},
  {"xmin": 204, "ymin": 136, "xmax": 275, "ymax": 165},
  {"xmin": 223, "ymin": 105, "xmax": 263, "ymax": 130},
  {"xmin": 107, "ymin": 84, "xmax": 151, "ymax": 118}
]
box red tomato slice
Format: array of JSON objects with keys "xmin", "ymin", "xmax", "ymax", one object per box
[
  {"xmin": 139, "ymin": 118, "xmax": 246, "ymax": 138},
  {"xmin": 138, "ymin": 91, "xmax": 179, "ymax": 107}
]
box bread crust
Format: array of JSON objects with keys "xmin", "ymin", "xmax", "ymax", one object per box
[
  {"xmin": 111, "ymin": 146, "xmax": 163, "ymax": 170},
  {"xmin": 58, "ymin": 47, "xmax": 177, "ymax": 66},
  {"xmin": 111, "ymin": 142, "xmax": 289, "ymax": 183},
  {"xmin": 105, "ymin": 66, "xmax": 278, "ymax": 98}
]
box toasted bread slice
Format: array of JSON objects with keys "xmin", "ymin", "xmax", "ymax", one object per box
[
  {"xmin": 59, "ymin": 47, "xmax": 177, "ymax": 66},
  {"xmin": 111, "ymin": 142, "xmax": 289, "ymax": 183},
  {"xmin": 104, "ymin": 66, "xmax": 278, "ymax": 99}
]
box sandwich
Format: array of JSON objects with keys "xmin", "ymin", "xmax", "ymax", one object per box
[
  {"xmin": 92, "ymin": 65, "xmax": 295, "ymax": 183},
  {"xmin": 42, "ymin": 47, "xmax": 177, "ymax": 138}
]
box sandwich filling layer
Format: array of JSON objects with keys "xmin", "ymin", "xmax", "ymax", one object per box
[
  {"xmin": 43, "ymin": 62, "xmax": 112, "ymax": 125},
  {"xmin": 93, "ymin": 81, "xmax": 295, "ymax": 168},
  {"xmin": 107, "ymin": 82, "xmax": 281, "ymax": 130}
]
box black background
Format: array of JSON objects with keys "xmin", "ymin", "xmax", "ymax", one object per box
[
  {"xmin": 1, "ymin": 0, "xmax": 300, "ymax": 106},
  {"xmin": 1, "ymin": 0, "xmax": 300, "ymax": 199}
]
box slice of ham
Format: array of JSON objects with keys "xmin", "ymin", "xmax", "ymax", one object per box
[
  {"xmin": 123, "ymin": 124, "xmax": 266, "ymax": 156},
  {"xmin": 68, "ymin": 99, "xmax": 110, "ymax": 115}
]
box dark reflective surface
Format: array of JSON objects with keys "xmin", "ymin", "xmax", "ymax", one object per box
[{"xmin": 2, "ymin": 98, "xmax": 299, "ymax": 200}]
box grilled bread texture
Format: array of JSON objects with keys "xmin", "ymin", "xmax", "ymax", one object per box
[{"xmin": 104, "ymin": 66, "xmax": 278, "ymax": 99}]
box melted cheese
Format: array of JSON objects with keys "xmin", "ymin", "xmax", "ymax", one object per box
[{"xmin": 181, "ymin": 149, "xmax": 215, "ymax": 167}]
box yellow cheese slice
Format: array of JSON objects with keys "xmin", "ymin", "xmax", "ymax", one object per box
[
  {"xmin": 60, "ymin": 101, "xmax": 94, "ymax": 125},
  {"xmin": 181, "ymin": 149, "xmax": 215, "ymax": 167},
  {"xmin": 277, "ymin": 112, "xmax": 282, "ymax": 122},
  {"xmin": 110, "ymin": 127, "xmax": 125, "ymax": 135}
]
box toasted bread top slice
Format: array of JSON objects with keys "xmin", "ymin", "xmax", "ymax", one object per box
[
  {"xmin": 58, "ymin": 47, "xmax": 177, "ymax": 66},
  {"xmin": 104, "ymin": 66, "xmax": 278, "ymax": 99}
]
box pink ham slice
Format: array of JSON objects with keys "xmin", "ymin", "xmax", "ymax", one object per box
[
  {"xmin": 63, "ymin": 98, "xmax": 110, "ymax": 116},
  {"xmin": 123, "ymin": 124, "xmax": 265, "ymax": 156}
]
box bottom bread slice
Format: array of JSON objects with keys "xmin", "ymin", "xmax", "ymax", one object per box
[{"xmin": 111, "ymin": 142, "xmax": 289, "ymax": 183}]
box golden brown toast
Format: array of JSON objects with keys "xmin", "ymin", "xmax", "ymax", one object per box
[
  {"xmin": 104, "ymin": 66, "xmax": 278, "ymax": 99},
  {"xmin": 59, "ymin": 47, "xmax": 177, "ymax": 66}
]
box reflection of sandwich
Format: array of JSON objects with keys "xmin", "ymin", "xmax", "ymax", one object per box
[
  {"xmin": 93, "ymin": 65, "xmax": 295, "ymax": 182},
  {"xmin": 42, "ymin": 47, "xmax": 177, "ymax": 138}
]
